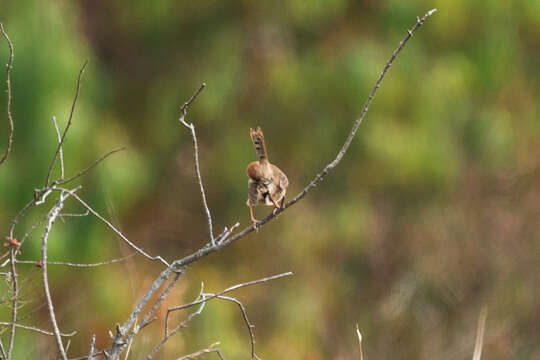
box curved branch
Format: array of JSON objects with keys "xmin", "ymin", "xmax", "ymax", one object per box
[{"xmin": 0, "ymin": 23, "xmax": 14, "ymax": 165}]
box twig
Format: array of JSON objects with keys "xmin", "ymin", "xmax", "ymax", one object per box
[
  {"xmin": 52, "ymin": 116, "xmax": 65, "ymax": 180},
  {"xmin": 356, "ymin": 324, "xmax": 364, "ymax": 360},
  {"xmin": 211, "ymin": 295, "xmax": 257, "ymax": 359},
  {"xmin": 472, "ymin": 307, "xmax": 487, "ymax": 360},
  {"xmin": 0, "ymin": 338, "xmax": 7, "ymax": 360},
  {"xmin": 8, "ymin": 198, "xmax": 35, "ymax": 239},
  {"xmin": 59, "ymin": 210, "xmax": 90, "ymax": 218},
  {"xmin": 56, "ymin": 187, "xmax": 170, "ymax": 267},
  {"xmin": 164, "ymin": 272, "xmax": 292, "ymax": 359},
  {"xmin": 147, "ymin": 298, "xmax": 206, "ymax": 359},
  {"xmin": 0, "ymin": 322, "xmax": 76, "ymax": 337},
  {"xmin": 175, "ymin": 342, "xmax": 225, "ymax": 360},
  {"xmin": 168, "ymin": 272, "xmax": 293, "ymax": 314},
  {"xmin": 44, "ymin": 60, "xmax": 88, "ymax": 187},
  {"xmin": 18, "ymin": 212, "xmax": 49, "ymax": 246},
  {"xmin": 6, "ymin": 247, "xmax": 18, "ymax": 359},
  {"xmin": 178, "ymin": 83, "xmax": 215, "ymax": 244},
  {"xmin": 41, "ymin": 190, "xmax": 70, "ymax": 360},
  {"xmin": 107, "ymin": 269, "xmax": 185, "ymax": 359},
  {"xmin": 88, "ymin": 334, "xmax": 96, "ymax": 360},
  {"xmin": 0, "ymin": 23, "xmax": 14, "ymax": 165},
  {"xmin": 15, "ymin": 253, "xmax": 136, "ymax": 267},
  {"xmin": 55, "ymin": 146, "xmax": 126, "ymax": 186}
]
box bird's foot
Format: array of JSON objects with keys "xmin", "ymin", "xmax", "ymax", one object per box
[{"xmin": 251, "ymin": 218, "xmax": 259, "ymax": 233}]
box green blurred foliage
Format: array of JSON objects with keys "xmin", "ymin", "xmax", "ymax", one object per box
[{"xmin": 1, "ymin": 0, "xmax": 539, "ymax": 358}]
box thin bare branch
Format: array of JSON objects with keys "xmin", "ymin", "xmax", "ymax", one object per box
[
  {"xmin": 55, "ymin": 146, "xmax": 126, "ymax": 186},
  {"xmin": 472, "ymin": 307, "xmax": 487, "ymax": 360},
  {"xmin": 8, "ymin": 198, "xmax": 35, "ymax": 239},
  {"xmin": 88, "ymin": 334, "xmax": 96, "ymax": 360},
  {"xmin": 168, "ymin": 272, "xmax": 293, "ymax": 314},
  {"xmin": 179, "ymin": 83, "xmax": 214, "ymax": 244},
  {"xmin": 15, "ymin": 253, "xmax": 136, "ymax": 267},
  {"xmin": 163, "ymin": 272, "xmax": 292, "ymax": 359},
  {"xmin": 175, "ymin": 342, "xmax": 225, "ymax": 360},
  {"xmin": 44, "ymin": 60, "xmax": 88, "ymax": 187},
  {"xmin": 211, "ymin": 295, "xmax": 257, "ymax": 359},
  {"xmin": 356, "ymin": 324, "xmax": 364, "ymax": 360},
  {"xmin": 52, "ymin": 116, "xmax": 65, "ymax": 180},
  {"xmin": 59, "ymin": 210, "xmax": 90, "ymax": 218},
  {"xmin": 180, "ymin": 83, "xmax": 206, "ymax": 115},
  {"xmin": 41, "ymin": 190, "xmax": 70, "ymax": 360},
  {"xmin": 147, "ymin": 299, "xmax": 206, "ymax": 359},
  {"xmin": 56, "ymin": 187, "xmax": 170, "ymax": 267},
  {"xmin": 18, "ymin": 212, "xmax": 49, "ymax": 246},
  {"xmin": 0, "ymin": 322, "xmax": 76, "ymax": 337},
  {"xmin": 6, "ymin": 248, "xmax": 18, "ymax": 359},
  {"xmin": 106, "ymin": 269, "xmax": 185, "ymax": 359},
  {"xmin": 0, "ymin": 23, "xmax": 14, "ymax": 165},
  {"xmin": 0, "ymin": 338, "xmax": 7, "ymax": 360}
]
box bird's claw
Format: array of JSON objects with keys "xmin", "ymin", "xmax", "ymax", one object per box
[{"xmin": 251, "ymin": 219, "xmax": 259, "ymax": 233}]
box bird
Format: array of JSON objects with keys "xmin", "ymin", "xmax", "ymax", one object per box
[{"xmin": 246, "ymin": 127, "xmax": 289, "ymax": 230}]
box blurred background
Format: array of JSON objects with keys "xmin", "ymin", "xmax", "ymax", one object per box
[{"xmin": 0, "ymin": 0, "xmax": 539, "ymax": 358}]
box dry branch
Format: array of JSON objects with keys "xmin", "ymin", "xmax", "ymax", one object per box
[
  {"xmin": 104, "ymin": 9, "xmax": 436, "ymax": 358},
  {"xmin": 44, "ymin": 60, "xmax": 88, "ymax": 187},
  {"xmin": 0, "ymin": 23, "xmax": 14, "ymax": 165}
]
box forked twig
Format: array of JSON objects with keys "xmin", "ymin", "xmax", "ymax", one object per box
[
  {"xmin": 55, "ymin": 146, "xmax": 126, "ymax": 186},
  {"xmin": 44, "ymin": 60, "xmax": 88, "ymax": 187},
  {"xmin": 175, "ymin": 342, "xmax": 225, "ymax": 360},
  {"xmin": 178, "ymin": 83, "xmax": 215, "ymax": 244},
  {"xmin": 56, "ymin": 187, "xmax": 170, "ymax": 267},
  {"xmin": 162, "ymin": 272, "xmax": 292, "ymax": 359}
]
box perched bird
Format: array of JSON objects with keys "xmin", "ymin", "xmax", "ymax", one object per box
[{"xmin": 246, "ymin": 127, "xmax": 289, "ymax": 229}]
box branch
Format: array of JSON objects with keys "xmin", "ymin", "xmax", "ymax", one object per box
[
  {"xmin": 41, "ymin": 191, "xmax": 70, "ymax": 360},
  {"xmin": 106, "ymin": 269, "xmax": 185, "ymax": 359},
  {"xmin": 6, "ymin": 246, "xmax": 18, "ymax": 359},
  {"xmin": 0, "ymin": 23, "xmax": 14, "ymax": 165},
  {"xmin": 167, "ymin": 272, "xmax": 293, "ymax": 314},
  {"xmin": 44, "ymin": 60, "xmax": 88, "ymax": 187},
  {"xmin": 162, "ymin": 272, "xmax": 292, "ymax": 359},
  {"xmin": 0, "ymin": 322, "xmax": 76, "ymax": 337},
  {"xmin": 166, "ymin": 8, "xmax": 439, "ymax": 270},
  {"xmin": 175, "ymin": 342, "xmax": 225, "ymax": 360},
  {"xmin": 55, "ymin": 146, "xmax": 126, "ymax": 186},
  {"xmin": 472, "ymin": 307, "xmax": 487, "ymax": 360},
  {"xmin": 104, "ymin": 9, "xmax": 436, "ymax": 358},
  {"xmin": 52, "ymin": 116, "xmax": 65, "ymax": 180},
  {"xmin": 87, "ymin": 334, "xmax": 96, "ymax": 360},
  {"xmin": 178, "ymin": 83, "xmax": 215, "ymax": 244},
  {"xmin": 56, "ymin": 187, "xmax": 170, "ymax": 267},
  {"xmin": 15, "ymin": 253, "xmax": 136, "ymax": 268}
]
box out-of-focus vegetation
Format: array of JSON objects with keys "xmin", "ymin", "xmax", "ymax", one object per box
[{"xmin": 1, "ymin": 0, "xmax": 539, "ymax": 358}]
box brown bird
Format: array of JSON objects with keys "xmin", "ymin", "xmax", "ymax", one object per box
[{"xmin": 246, "ymin": 127, "xmax": 289, "ymax": 230}]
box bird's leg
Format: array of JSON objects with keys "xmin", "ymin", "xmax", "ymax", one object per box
[
  {"xmin": 269, "ymin": 195, "xmax": 281, "ymax": 215},
  {"xmin": 249, "ymin": 202, "xmax": 259, "ymax": 232}
]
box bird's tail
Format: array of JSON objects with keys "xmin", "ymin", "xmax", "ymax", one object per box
[{"xmin": 250, "ymin": 127, "xmax": 268, "ymax": 163}]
